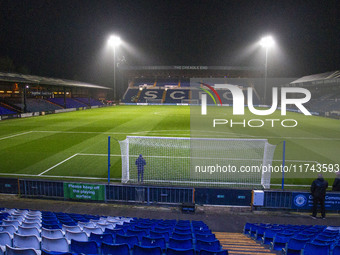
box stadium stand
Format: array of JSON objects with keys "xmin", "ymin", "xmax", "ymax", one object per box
[
  {"xmin": 122, "ymin": 80, "xmax": 263, "ymax": 105},
  {"xmin": 47, "ymin": 98, "xmax": 88, "ymax": 108},
  {"xmin": 0, "ymin": 208, "xmax": 228, "ymax": 255},
  {"xmin": 24, "ymin": 99, "xmax": 63, "ymax": 112},
  {"xmin": 0, "ymin": 105, "xmax": 16, "ymax": 115},
  {"xmin": 244, "ymin": 222, "xmax": 340, "ymax": 255},
  {"xmin": 73, "ymin": 98, "xmax": 103, "ymax": 107}
]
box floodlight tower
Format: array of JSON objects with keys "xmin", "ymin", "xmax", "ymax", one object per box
[
  {"xmin": 260, "ymin": 35, "xmax": 275, "ymax": 104},
  {"xmin": 108, "ymin": 35, "xmax": 122, "ymax": 101}
]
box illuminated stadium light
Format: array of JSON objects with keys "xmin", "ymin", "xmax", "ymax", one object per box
[
  {"xmin": 108, "ymin": 35, "xmax": 122, "ymax": 100},
  {"xmin": 259, "ymin": 35, "xmax": 275, "ymax": 103},
  {"xmin": 108, "ymin": 35, "xmax": 121, "ymax": 47},
  {"xmin": 260, "ymin": 36, "xmax": 275, "ymax": 48}
]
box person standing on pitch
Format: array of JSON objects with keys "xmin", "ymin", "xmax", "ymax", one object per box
[
  {"xmin": 135, "ymin": 154, "xmax": 146, "ymax": 183},
  {"xmin": 311, "ymin": 173, "xmax": 328, "ymax": 219},
  {"xmin": 332, "ymin": 171, "xmax": 340, "ymax": 191}
]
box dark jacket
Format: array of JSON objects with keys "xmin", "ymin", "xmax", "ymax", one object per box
[
  {"xmin": 311, "ymin": 177, "xmax": 328, "ymax": 198},
  {"xmin": 333, "ymin": 177, "xmax": 340, "ymax": 191},
  {"xmin": 135, "ymin": 156, "xmax": 146, "ymax": 171}
]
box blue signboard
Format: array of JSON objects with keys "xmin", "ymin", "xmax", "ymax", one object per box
[{"xmin": 292, "ymin": 192, "xmax": 340, "ymax": 210}]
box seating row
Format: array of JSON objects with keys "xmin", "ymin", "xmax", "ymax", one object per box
[
  {"xmin": 244, "ymin": 222, "xmax": 340, "ymax": 255},
  {"xmin": 1, "ymin": 208, "xmax": 228, "ymax": 255}
]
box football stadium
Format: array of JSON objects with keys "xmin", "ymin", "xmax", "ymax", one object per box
[{"xmin": 1, "ymin": 2, "xmax": 340, "ymax": 255}]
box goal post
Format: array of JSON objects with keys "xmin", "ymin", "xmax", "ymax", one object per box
[{"xmin": 119, "ymin": 136, "xmax": 276, "ymax": 188}]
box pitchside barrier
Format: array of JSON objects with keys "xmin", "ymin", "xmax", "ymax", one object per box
[{"xmin": 0, "ymin": 178, "xmax": 340, "ymax": 211}]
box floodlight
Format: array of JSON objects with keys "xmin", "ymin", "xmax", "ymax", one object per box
[
  {"xmin": 108, "ymin": 35, "xmax": 121, "ymax": 47},
  {"xmin": 260, "ymin": 36, "xmax": 275, "ymax": 48}
]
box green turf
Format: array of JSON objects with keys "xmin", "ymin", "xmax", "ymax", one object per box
[{"xmin": 0, "ymin": 105, "xmax": 339, "ymax": 188}]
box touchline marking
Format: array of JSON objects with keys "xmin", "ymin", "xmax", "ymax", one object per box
[
  {"xmin": 0, "ymin": 131, "xmax": 33, "ymax": 141},
  {"xmin": 0, "ymin": 172, "xmax": 119, "ymax": 181},
  {"xmin": 38, "ymin": 153, "xmax": 79, "ymax": 176}
]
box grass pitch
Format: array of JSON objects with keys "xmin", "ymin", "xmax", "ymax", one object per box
[{"xmin": 0, "ymin": 105, "xmax": 339, "ymax": 188}]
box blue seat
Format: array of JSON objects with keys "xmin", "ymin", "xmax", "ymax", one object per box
[
  {"xmin": 166, "ymin": 247, "xmax": 195, "ymax": 255},
  {"xmin": 150, "ymin": 230, "xmax": 170, "ymax": 242},
  {"xmin": 42, "ymin": 251, "xmax": 74, "ymax": 255},
  {"xmin": 254, "ymin": 226, "xmax": 266, "ymax": 241},
  {"xmin": 196, "ymin": 233, "xmax": 216, "ymax": 242},
  {"xmin": 70, "ymin": 240, "xmax": 98, "ymax": 255},
  {"xmin": 302, "ymin": 242, "xmax": 330, "ymax": 255},
  {"xmin": 142, "ymin": 236, "xmax": 166, "ymax": 251},
  {"xmin": 199, "ymin": 250, "xmax": 228, "ymax": 255},
  {"xmin": 154, "ymin": 227, "xmax": 173, "ymax": 233},
  {"xmin": 101, "ymin": 242, "xmax": 130, "ymax": 255},
  {"xmin": 104, "ymin": 228, "xmax": 124, "ymax": 237},
  {"xmin": 271, "ymin": 232, "xmax": 294, "ymax": 251},
  {"xmin": 172, "ymin": 232, "xmax": 192, "ymax": 240},
  {"xmin": 135, "ymin": 225, "xmax": 151, "ymax": 234},
  {"xmin": 333, "ymin": 245, "xmax": 340, "ymax": 255},
  {"xmin": 133, "ymin": 244, "xmax": 162, "ymax": 255},
  {"xmin": 173, "ymin": 228, "xmax": 192, "ymax": 234},
  {"xmin": 88, "ymin": 233, "xmax": 113, "ymax": 246},
  {"xmin": 262, "ymin": 228, "xmax": 280, "ymax": 245},
  {"xmin": 196, "ymin": 239, "xmax": 221, "ymax": 252},
  {"xmin": 126, "ymin": 229, "xmax": 146, "ymax": 241},
  {"xmin": 115, "ymin": 233, "xmax": 139, "ymax": 249},
  {"xmin": 282, "ymin": 237, "xmax": 310, "ymax": 255},
  {"xmin": 168, "ymin": 238, "xmax": 193, "ymax": 249}
]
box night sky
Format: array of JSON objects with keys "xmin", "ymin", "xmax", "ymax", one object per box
[{"xmin": 0, "ymin": 0, "xmax": 339, "ymax": 86}]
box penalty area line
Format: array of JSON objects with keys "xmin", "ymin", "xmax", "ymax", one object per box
[
  {"xmin": 38, "ymin": 153, "xmax": 79, "ymax": 176},
  {"xmin": 0, "ymin": 131, "xmax": 33, "ymax": 141}
]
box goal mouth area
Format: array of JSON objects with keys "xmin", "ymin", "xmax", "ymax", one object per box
[{"xmin": 118, "ymin": 136, "xmax": 276, "ymax": 189}]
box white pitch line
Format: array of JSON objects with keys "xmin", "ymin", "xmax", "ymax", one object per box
[
  {"xmin": 0, "ymin": 173, "xmax": 39, "ymax": 177},
  {"xmin": 0, "ymin": 131, "xmax": 33, "ymax": 141},
  {"xmin": 0, "ymin": 172, "xmax": 120, "ymax": 181},
  {"xmin": 38, "ymin": 153, "xmax": 79, "ymax": 176}
]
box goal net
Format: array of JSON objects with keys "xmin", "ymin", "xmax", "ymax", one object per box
[{"xmin": 119, "ymin": 136, "xmax": 276, "ymax": 188}]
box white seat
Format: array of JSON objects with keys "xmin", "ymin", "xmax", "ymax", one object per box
[
  {"xmin": 41, "ymin": 228, "xmax": 64, "ymax": 239},
  {"xmin": 27, "ymin": 211, "xmax": 41, "ymax": 216},
  {"xmin": 106, "ymin": 219, "xmax": 120, "ymax": 225},
  {"xmin": 0, "ymin": 231, "xmax": 13, "ymax": 246},
  {"xmin": 65, "ymin": 230, "xmax": 88, "ymax": 242},
  {"xmin": 82, "ymin": 226, "xmax": 103, "ymax": 236},
  {"xmin": 7, "ymin": 216, "xmax": 25, "ymax": 222},
  {"xmin": 2, "ymin": 220, "xmax": 20, "ymax": 228},
  {"xmin": 13, "ymin": 233, "xmax": 41, "ymax": 250},
  {"xmin": 96, "ymin": 223, "xmax": 114, "ymax": 231},
  {"xmin": 5, "ymin": 245, "xmax": 41, "ymax": 255},
  {"xmin": 41, "ymin": 236, "xmax": 69, "ymax": 253},
  {"xmin": 23, "ymin": 218, "xmax": 41, "ymax": 224},
  {"xmin": 25, "ymin": 216, "xmax": 41, "ymax": 221},
  {"xmin": 62, "ymin": 224, "xmax": 82, "ymax": 233},
  {"xmin": 0, "ymin": 225, "xmax": 17, "ymax": 235},
  {"xmin": 0, "ymin": 245, "xmax": 5, "ymax": 255},
  {"xmin": 21, "ymin": 222, "xmax": 41, "ymax": 229},
  {"xmin": 17, "ymin": 226, "xmax": 41, "ymax": 237},
  {"xmin": 78, "ymin": 222, "xmax": 95, "ymax": 228}
]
